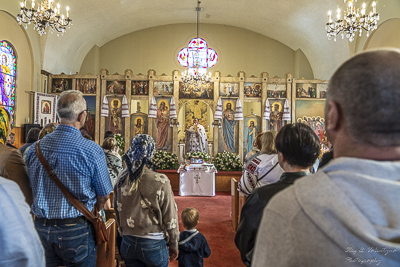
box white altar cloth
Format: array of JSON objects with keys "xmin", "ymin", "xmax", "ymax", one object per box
[{"xmin": 178, "ymin": 164, "xmax": 216, "ymax": 196}]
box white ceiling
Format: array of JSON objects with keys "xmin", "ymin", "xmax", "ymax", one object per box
[{"xmin": 7, "ymin": 0, "xmax": 400, "ymax": 79}]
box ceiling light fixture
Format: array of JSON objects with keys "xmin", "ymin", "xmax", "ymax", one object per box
[
  {"xmin": 179, "ymin": 1, "xmax": 217, "ymax": 86},
  {"xmin": 16, "ymin": 0, "xmax": 72, "ymax": 36},
  {"xmin": 326, "ymin": 0, "xmax": 379, "ymax": 42}
]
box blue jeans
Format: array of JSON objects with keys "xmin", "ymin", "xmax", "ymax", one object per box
[
  {"xmin": 120, "ymin": 236, "xmax": 169, "ymax": 267},
  {"xmin": 35, "ymin": 220, "xmax": 96, "ymax": 267}
]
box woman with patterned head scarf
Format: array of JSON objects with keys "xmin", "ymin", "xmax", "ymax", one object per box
[
  {"xmin": 0, "ymin": 107, "xmax": 33, "ymax": 205},
  {"xmin": 114, "ymin": 134, "xmax": 179, "ymax": 267}
]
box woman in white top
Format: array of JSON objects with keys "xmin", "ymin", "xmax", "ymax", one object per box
[{"xmin": 238, "ymin": 131, "xmax": 283, "ymax": 196}]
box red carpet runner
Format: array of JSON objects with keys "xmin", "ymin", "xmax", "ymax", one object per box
[{"xmin": 170, "ymin": 192, "xmax": 243, "ymax": 267}]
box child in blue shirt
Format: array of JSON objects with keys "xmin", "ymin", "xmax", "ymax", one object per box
[{"xmin": 178, "ymin": 207, "xmax": 211, "ymax": 267}]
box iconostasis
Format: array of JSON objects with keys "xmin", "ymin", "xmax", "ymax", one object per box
[{"xmin": 46, "ymin": 70, "xmax": 328, "ymax": 160}]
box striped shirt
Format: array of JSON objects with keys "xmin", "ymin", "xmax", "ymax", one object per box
[{"xmin": 26, "ymin": 124, "xmax": 113, "ymax": 219}]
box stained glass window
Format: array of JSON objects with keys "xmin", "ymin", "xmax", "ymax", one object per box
[
  {"xmin": 0, "ymin": 40, "xmax": 16, "ymax": 124},
  {"xmin": 177, "ymin": 37, "xmax": 218, "ymax": 75}
]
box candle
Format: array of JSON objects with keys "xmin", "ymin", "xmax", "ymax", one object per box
[
  {"xmin": 328, "ymin": 10, "xmax": 332, "ymax": 22},
  {"xmin": 372, "ymin": 1, "xmax": 376, "ymax": 13},
  {"xmin": 66, "ymin": 6, "xmax": 69, "ymax": 17},
  {"xmin": 336, "ymin": 8, "xmax": 341, "ymax": 20},
  {"xmin": 32, "ymin": 0, "xmax": 35, "ymax": 9}
]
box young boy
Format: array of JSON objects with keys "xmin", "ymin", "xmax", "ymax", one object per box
[{"xmin": 178, "ymin": 207, "xmax": 211, "ymax": 267}]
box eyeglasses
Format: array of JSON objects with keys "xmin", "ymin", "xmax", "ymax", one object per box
[{"xmin": 79, "ymin": 108, "xmax": 89, "ymax": 116}]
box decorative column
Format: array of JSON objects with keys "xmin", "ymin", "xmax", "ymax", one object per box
[
  {"xmin": 261, "ymin": 72, "xmax": 269, "ymax": 132},
  {"xmin": 212, "ymin": 71, "xmax": 220, "ymax": 157},
  {"xmin": 147, "ymin": 69, "xmax": 156, "ymax": 138},
  {"xmin": 286, "ymin": 73, "xmax": 294, "ymax": 124},
  {"xmin": 172, "ymin": 70, "xmax": 180, "ymax": 156},
  {"xmin": 99, "ymin": 69, "xmax": 108, "ymax": 144},
  {"xmin": 124, "ymin": 69, "xmax": 133, "ymax": 152},
  {"xmin": 238, "ymin": 71, "xmax": 245, "ymax": 161}
]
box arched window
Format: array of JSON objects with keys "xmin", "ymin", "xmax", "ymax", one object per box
[
  {"xmin": 0, "ymin": 40, "xmax": 16, "ymax": 124},
  {"xmin": 177, "ymin": 37, "xmax": 218, "ymax": 75}
]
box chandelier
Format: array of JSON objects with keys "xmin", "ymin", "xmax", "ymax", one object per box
[
  {"xmin": 180, "ymin": 1, "xmax": 214, "ymax": 86},
  {"xmin": 325, "ymin": 0, "xmax": 379, "ymax": 42},
  {"xmin": 16, "ymin": 0, "xmax": 72, "ymax": 36}
]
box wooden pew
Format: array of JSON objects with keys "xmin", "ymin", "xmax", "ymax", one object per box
[
  {"xmin": 231, "ymin": 178, "xmax": 239, "ymax": 231},
  {"xmin": 96, "ymin": 219, "xmax": 116, "ymax": 267},
  {"xmin": 238, "ymin": 193, "xmax": 247, "ymax": 224}
]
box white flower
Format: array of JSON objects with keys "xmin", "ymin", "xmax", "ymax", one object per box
[
  {"xmin": 127, "ymin": 217, "xmax": 135, "ymax": 228},
  {"xmin": 168, "ymin": 218, "xmax": 178, "ymax": 230},
  {"xmin": 121, "ymin": 184, "xmax": 132, "ymax": 196},
  {"xmin": 156, "ymin": 189, "xmax": 165, "ymax": 202},
  {"xmin": 117, "ymin": 202, "xmax": 122, "ymax": 212},
  {"xmin": 155, "ymin": 174, "xmax": 168, "ymax": 184}
]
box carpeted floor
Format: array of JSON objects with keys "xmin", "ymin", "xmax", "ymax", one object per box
[{"xmin": 170, "ymin": 192, "xmax": 244, "ymax": 267}]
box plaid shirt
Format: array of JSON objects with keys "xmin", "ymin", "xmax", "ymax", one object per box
[{"xmin": 26, "ymin": 124, "xmax": 113, "ymax": 219}]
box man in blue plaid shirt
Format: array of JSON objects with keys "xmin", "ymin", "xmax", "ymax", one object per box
[{"xmin": 26, "ymin": 90, "xmax": 113, "ymax": 267}]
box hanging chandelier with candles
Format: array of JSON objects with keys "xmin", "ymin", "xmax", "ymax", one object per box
[
  {"xmin": 16, "ymin": 0, "xmax": 72, "ymax": 36},
  {"xmin": 325, "ymin": 0, "xmax": 379, "ymax": 42},
  {"xmin": 178, "ymin": 1, "xmax": 217, "ymax": 86}
]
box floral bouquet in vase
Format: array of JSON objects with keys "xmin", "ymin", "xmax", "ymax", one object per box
[{"xmin": 213, "ymin": 151, "xmax": 243, "ymax": 171}]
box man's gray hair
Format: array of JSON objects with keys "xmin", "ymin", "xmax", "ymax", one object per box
[
  {"xmin": 56, "ymin": 90, "xmax": 86, "ymax": 123},
  {"xmin": 327, "ymin": 49, "xmax": 400, "ymax": 146}
]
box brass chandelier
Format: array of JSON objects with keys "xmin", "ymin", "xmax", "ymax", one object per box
[
  {"xmin": 16, "ymin": 0, "xmax": 72, "ymax": 36},
  {"xmin": 325, "ymin": 0, "xmax": 379, "ymax": 42}
]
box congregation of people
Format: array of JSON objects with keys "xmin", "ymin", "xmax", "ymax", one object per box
[{"xmin": 1, "ymin": 49, "xmax": 400, "ymax": 267}]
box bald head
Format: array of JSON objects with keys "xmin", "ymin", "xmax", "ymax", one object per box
[{"xmin": 327, "ymin": 49, "xmax": 400, "ymax": 147}]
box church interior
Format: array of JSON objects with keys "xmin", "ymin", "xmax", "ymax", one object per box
[
  {"xmin": 1, "ymin": 0, "xmax": 400, "ymax": 265},
  {"xmin": 2, "ymin": 0, "xmax": 399, "ymax": 161}
]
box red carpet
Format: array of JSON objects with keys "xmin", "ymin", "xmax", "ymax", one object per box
[{"xmin": 170, "ymin": 192, "xmax": 244, "ymax": 267}]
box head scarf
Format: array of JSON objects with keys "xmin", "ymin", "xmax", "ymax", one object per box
[
  {"xmin": 118, "ymin": 134, "xmax": 157, "ymax": 188},
  {"xmin": 39, "ymin": 123, "xmax": 58, "ymax": 139},
  {"xmin": 0, "ymin": 108, "xmax": 10, "ymax": 145}
]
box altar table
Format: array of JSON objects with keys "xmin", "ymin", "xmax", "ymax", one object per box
[{"xmin": 178, "ymin": 164, "xmax": 216, "ymax": 196}]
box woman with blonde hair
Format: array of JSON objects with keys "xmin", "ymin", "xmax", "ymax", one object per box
[{"xmin": 238, "ymin": 130, "xmax": 283, "ymax": 196}]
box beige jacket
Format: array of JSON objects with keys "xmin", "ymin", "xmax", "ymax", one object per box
[
  {"xmin": 114, "ymin": 166, "xmax": 179, "ymax": 250},
  {"xmin": 0, "ymin": 144, "xmax": 33, "ymax": 205}
]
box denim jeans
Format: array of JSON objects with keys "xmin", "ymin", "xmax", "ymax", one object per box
[
  {"xmin": 35, "ymin": 220, "xmax": 96, "ymax": 267},
  {"xmin": 120, "ymin": 235, "xmax": 169, "ymax": 267}
]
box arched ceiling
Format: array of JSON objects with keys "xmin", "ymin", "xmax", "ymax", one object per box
[{"xmin": 5, "ymin": 0, "xmax": 400, "ymax": 79}]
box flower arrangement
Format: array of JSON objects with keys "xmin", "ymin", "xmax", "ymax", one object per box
[
  {"xmin": 213, "ymin": 151, "xmax": 243, "ymax": 171},
  {"xmin": 152, "ymin": 150, "xmax": 179, "ymax": 170},
  {"xmin": 185, "ymin": 151, "xmax": 210, "ymax": 162},
  {"xmin": 114, "ymin": 134, "xmax": 125, "ymax": 157}
]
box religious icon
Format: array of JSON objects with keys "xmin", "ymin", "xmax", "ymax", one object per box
[
  {"xmin": 222, "ymin": 100, "xmax": 236, "ymax": 152},
  {"xmin": 297, "ymin": 116, "xmax": 326, "ymax": 143},
  {"xmin": 269, "ymin": 101, "xmax": 284, "ymax": 132},
  {"xmin": 83, "ymin": 96, "xmax": 96, "ymax": 139},
  {"xmin": 41, "ymin": 100, "xmax": 51, "ymax": 114},
  {"xmin": 156, "ymin": 100, "xmax": 170, "ymax": 149},
  {"xmin": 76, "ymin": 79, "xmax": 96, "ymax": 94},
  {"xmin": 296, "ymin": 83, "xmax": 317, "ymax": 98},
  {"xmin": 109, "ymin": 98, "xmax": 122, "ymax": 134},
  {"xmin": 51, "ymin": 78, "xmax": 72, "ymax": 93},
  {"xmin": 132, "ymin": 116, "xmax": 145, "ymax": 136},
  {"xmin": 220, "ymin": 83, "xmax": 239, "ymax": 97},
  {"xmin": 153, "ymin": 82, "xmax": 173, "ymax": 96},
  {"xmin": 245, "ymin": 119, "xmax": 259, "ymax": 154},
  {"xmin": 244, "ymin": 83, "xmax": 262, "ymax": 97},
  {"xmin": 132, "ymin": 81, "xmax": 149, "ymax": 95},
  {"xmin": 107, "ymin": 81, "xmax": 126, "ymax": 94},
  {"xmin": 179, "ymin": 82, "xmax": 214, "ymax": 99}
]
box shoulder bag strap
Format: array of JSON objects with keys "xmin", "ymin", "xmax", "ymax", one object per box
[
  {"xmin": 256, "ymin": 162, "xmax": 279, "ymax": 182},
  {"xmin": 35, "ymin": 140, "xmax": 96, "ymax": 222}
]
